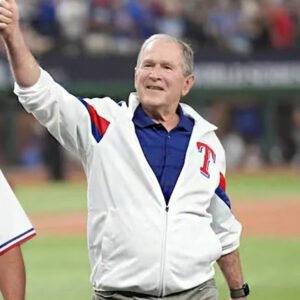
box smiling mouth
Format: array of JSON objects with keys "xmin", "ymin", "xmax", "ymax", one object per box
[{"xmin": 146, "ymin": 86, "xmax": 164, "ymax": 91}]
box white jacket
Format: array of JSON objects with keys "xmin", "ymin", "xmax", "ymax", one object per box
[
  {"xmin": 15, "ymin": 69, "xmax": 241, "ymax": 297},
  {"xmin": 0, "ymin": 170, "xmax": 36, "ymax": 255}
]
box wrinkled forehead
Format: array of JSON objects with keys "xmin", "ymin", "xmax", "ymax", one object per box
[{"xmin": 138, "ymin": 39, "xmax": 184, "ymax": 65}]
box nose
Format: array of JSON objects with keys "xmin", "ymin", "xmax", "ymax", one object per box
[{"xmin": 149, "ymin": 66, "xmax": 162, "ymax": 80}]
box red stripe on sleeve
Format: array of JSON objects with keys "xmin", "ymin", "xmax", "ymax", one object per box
[
  {"xmin": 0, "ymin": 232, "xmax": 37, "ymax": 256},
  {"xmin": 87, "ymin": 105, "xmax": 110, "ymax": 136},
  {"xmin": 219, "ymin": 172, "xmax": 226, "ymax": 192}
]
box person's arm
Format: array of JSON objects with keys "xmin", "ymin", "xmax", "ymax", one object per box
[
  {"xmin": 209, "ymin": 194, "xmax": 248, "ymax": 299},
  {"xmin": 217, "ymin": 250, "xmax": 247, "ymax": 300},
  {"xmin": 0, "ymin": 169, "xmax": 36, "ymax": 299},
  {"xmin": 0, "ymin": 0, "xmax": 40, "ymax": 86},
  {"xmin": 208, "ymin": 139, "xmax": 248, "ymax": 299},
  {"xmin": 1, "ymin": 0, "xmax": 104, "ymax": 159},
  {"xmin": 0, "ymin": 246, "xmax": 26, "ymax": 300}
]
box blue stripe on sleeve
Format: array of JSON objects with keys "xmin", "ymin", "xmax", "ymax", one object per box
[
  {"xmin": 215, "ymin": 186, "xmax": 231, "ymax": 209},
  {"xmin": 77, "ymin": 97, "xmax": 102, "ymax": 142},
  {"xmin": 0, "ymin": 228, "xmax": 35, "ymax": 249}
]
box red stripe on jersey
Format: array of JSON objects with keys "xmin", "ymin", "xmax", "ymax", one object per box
[
  {"xmin": 219, "ymin": 172, "xmax": 226, "ymax": 192},
  {"xmin": 87, "ymin": 104, "xmax": 110, "ymax": 136},
  {"xmin": 0, "ymin": 232, "xmax": 36, "ymax": 256}
]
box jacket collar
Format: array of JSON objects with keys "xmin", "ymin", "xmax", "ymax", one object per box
[{"xmin": 128, "ymin": 92, "xmax": 217, "ymax": 134}]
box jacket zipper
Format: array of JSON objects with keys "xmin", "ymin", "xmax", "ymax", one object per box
[{"xmin": 158, "ymin": 205, "xmax": 169, "ymax": 297}]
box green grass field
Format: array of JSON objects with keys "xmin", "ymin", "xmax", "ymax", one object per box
[
  {"xmin": 227, "ymin": 172, "xmax": 300, "ymax": 200},
  {"xmin": 20, "ymin": 236, "xmax": 300, "ymax": 300},
  {"xmin": 5, "ymin": 171, "xmax": 300, "ymax": 300}
]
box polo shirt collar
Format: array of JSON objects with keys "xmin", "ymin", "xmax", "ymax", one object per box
[
  {"xmin": 177, "ymin": 105, "xmax": 194, "ymax": 132},
  {"xmin": 133, "ymin": 105, "xmax": 156, "ymax": 128},
  {"xmin": 128, "ymin": 92, "xmax": 217, "ymax": 134},
  {"xmin": 133, "ymin": 104, "xmax": 193, "ymax": 132}
]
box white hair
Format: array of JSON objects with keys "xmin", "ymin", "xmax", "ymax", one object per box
[{"xmin": 136, "ymin": 34, "xmax": 194, "ymax": 77}]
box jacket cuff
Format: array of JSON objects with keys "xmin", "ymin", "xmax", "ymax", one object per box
[{"xmin": 14, "ymin": 68, "xmax": 52, "ymax": 94}]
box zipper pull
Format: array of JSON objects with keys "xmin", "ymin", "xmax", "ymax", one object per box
[{"xmin": 166, "ymin": 206, "xmax": 169, "ymax": 212}]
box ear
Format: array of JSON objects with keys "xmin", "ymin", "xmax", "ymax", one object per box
[
  {"xmin": 134, "ymin": 67, "xmax": 138, "ymax": 90},
  {"xmin": 181, "ymin": 74, "xmax": 195, "ymax": 97}
]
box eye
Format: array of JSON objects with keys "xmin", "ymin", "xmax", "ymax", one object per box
[
  {"xmin": 143, "ymin": 62, "xmax": 153, "ymax": 68},
  {"xmin": 163, "ymin": 65, "xmax": 172, "ymax": 70}
]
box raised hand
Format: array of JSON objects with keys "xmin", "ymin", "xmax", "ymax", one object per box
[{"xmin": 0, "ymin": 0, "xmax": 19, "ymax": 40}]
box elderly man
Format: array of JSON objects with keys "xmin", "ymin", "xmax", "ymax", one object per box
[
  {"xmin": 0, "ymin": 170, "xmax": 36, "ymax": 300},
  {"xmin": 0, "ymin": 0, "xmax": 249, "ymax": 299}
]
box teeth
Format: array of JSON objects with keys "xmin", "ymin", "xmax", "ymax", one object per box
[{"xmin": 148, "ymin": 86, "xmax": 163, "ymax": 90}]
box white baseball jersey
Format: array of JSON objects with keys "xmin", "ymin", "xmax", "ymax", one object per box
[
  {"xmin": 0, "ymin": 170, "xmax": 36, "ymax": 255},
  {"xmin": 15, "ymin": 69, "xmax": 241, "ymax": 296}
]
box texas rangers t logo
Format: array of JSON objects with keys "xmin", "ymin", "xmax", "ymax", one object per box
[{"xmin": 197, "ymin": 142, "xmax": 216, "ymax": 178}]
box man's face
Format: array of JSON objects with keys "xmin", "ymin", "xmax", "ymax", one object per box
[{"xmin": 134, "ymin": 39, "xmax": 194, "ymax": 111}]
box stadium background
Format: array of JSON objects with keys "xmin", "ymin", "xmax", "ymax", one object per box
[{"xmin": 0, "ymin": 0, "xmax": 300, "ymax": 299}]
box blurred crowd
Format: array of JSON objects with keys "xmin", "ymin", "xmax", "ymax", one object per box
[
  {"xmin": 3, "ymin": 0, "xmax": 300, "ymax": 55},
  {"xmin": 1, "ymin": 0, "xmax": 300, "ymax": 174}
]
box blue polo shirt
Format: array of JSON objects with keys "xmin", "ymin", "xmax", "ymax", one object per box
[{"xmin": 133, "ymin": 105, "xmax": 194, "ymax": 204}]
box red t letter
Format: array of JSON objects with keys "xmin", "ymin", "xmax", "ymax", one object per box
[{"xmin": 197, "ymin": 142, "xmax": 216, "ymax": 178}]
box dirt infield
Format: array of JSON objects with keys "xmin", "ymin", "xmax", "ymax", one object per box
[
  {"xmin": 233, "ymin": 200, "xmax": 300, "ymax": 237},
  {"xmin": 30, "ymin": 199, "xmax": 300, "ymax": 238},
  {"xmin": 32, "ymin": 213, "xmax": 87, "ymax": 236}
]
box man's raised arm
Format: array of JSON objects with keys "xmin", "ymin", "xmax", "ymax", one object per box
[{"xmin": 0, "ymin": 0, "xmax": 40, "ymax": 86}]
